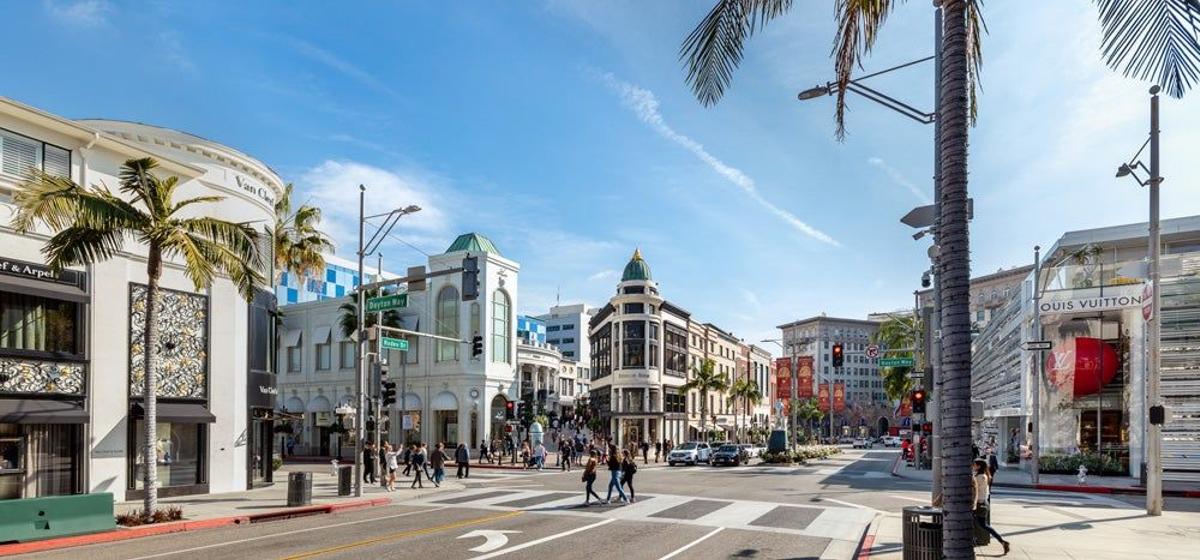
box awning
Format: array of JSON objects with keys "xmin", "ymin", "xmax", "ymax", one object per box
[
  {"xmin": 283, "ymin": 329, "xmax": 302, "ymax": 348},
  {"xmin": 0, "ymin": 274, "xmax": 89, "ymax": 303},
  {"xmin": 0, "ymin": 399, "xmax": 88, "ymax": 424},
  {"xmin": 312, "ymin": 326, "xmax": 331, "ymax": 344},
  {"xmin": 131, "ymin": 402, "xmax": 216, "ymax": 423}
]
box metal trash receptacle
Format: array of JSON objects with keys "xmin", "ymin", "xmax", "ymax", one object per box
[
  {"xmin": 337, "ymin": 465, "xmax": 352, "ymax": 496},
  {"xmin": 287, "ymin": 471, "xmax": 313, "ymax": 507},
  {"xmin": 902, "ymin": 506, "xmax": 943, "ymax": 560}
]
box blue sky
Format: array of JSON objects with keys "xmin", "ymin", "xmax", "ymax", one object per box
[{"xmin": 7, "ymin": 0, "xmax": 1199, "ymax": 347}]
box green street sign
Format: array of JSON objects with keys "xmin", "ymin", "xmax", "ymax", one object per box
[
  {"xmin": 878, "ymin": 357, "xmax": 915, "ymax": 368},
  {"xmin": 366, "ymin": 293, "xmax": 407, "ymax": 313},
  {"xmin": 381, "ymin": 336, "xmax": 409, "ymax": 351}
]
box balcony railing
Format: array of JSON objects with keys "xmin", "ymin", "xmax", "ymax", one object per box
[{"xmin": 0, "ymin": 356, "xmax": 86, "ymax": 395}]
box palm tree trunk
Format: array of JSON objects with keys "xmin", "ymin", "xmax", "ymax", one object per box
[
  {"xmin": 937, "ymin": 1, "xmax": 974, "ymax": 557},
  {"xmin": 700, "ymin": 390, "xmax": 707, "ymax": 442},
  {"xmin": 142, "ymin": 245, "xmax": 162, "ymax": 514}
]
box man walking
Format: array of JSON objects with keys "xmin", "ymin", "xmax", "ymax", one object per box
[
  {"xmin": 362, "ymin": 442, "xmax": 377, "ymax": 484},
  {"xmin": 533, "ymin": 441, "xmax": 547, "ymax": 471},
  {"xmin": 640, "ymin": 440, "xmax": 649, "ymax": 465},
  {"xmin": 456, "ymin": 442, "xmax": 471, "ymax": 479},
  {"xmin": 654, "ymin": 441, "xmax": 661, "ymax": 463},
  {"xmin": 410, "ymin": 443, "xmax": 427, "ymax": 489}
]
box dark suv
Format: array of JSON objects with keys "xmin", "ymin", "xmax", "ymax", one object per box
[{"xmin": 710, "ymin": 444, "xmax": 747, "ymax": 466}]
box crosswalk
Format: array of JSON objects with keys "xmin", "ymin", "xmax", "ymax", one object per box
[{"xmin": 410, "ymin": 487, "xmax": 874, "ymax": 542}]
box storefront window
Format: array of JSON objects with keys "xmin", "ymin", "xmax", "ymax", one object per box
[
  {"xmin": 0, "ymin": 292, "xmax": 79, "ymax": 355},
  {"xmin": 0, "ymin": 423, "xmax": 81, "ymax": 499},
  {"xmin": 623, "ymin": 321, "xmax": 645, "ymax": 368},
  {"xmin": 130, "ymin": 421, "xmax": 205, "ymax": 489},
  {"xmin": 436, "ymin": 287, "xmax": 460, "ymax": 362}
]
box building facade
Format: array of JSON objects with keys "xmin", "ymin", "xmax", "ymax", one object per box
[
  {"xmin": 0, "ymin": 98, "xmax": 281, "ymax": 500},
  {"xmin": 918, "ymin": 265, "xmax": 1034, "ymax": 331},
  {"xmin": 537, "ymin": 303, "xmax": 596, "ymax": 403},
  {"xmin": 516, "ymin": 315, "xmax": 546, "ymax": 344},
  {"xmin": 275, "ymin": 253, "xmax": 394, "ymax": 306}
]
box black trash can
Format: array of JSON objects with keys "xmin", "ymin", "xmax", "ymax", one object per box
[
  {"xmin": 902, "ymin": 506, "xmax": 943, "ymax": 560},
  {"xmin": 287, "ymin": 471, "xmax": 313, "ymax": 507},
  {"xmin": 337, "ymin": 465, "xmax": 352, "ymax": 496}
]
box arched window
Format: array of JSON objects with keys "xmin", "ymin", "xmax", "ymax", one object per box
[
  {"xmin": 492, "ymin": 290, "xmax": 511, "ymax": 364},
  {"xmin": 436, "ymin": 286, "xmax": 460, "ymax": 362}
]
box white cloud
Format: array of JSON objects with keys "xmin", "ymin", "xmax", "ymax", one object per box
[
  {"xmin": 286, "ymin": 38, "xmax": 399, "ymax": 98},
  {"xmin": 295, "ymin": 161, "xmax": 449, "ymax": 260},
  {"xmin": 588, "ymin": 269, "xmax": 618, "ymax": 282},
  {"xmin": 741, "ymin": 289, "xmax": 762, "ymax": 309},
  {"xmin": 599, "ymin": 72, "xmax": 841, "ymax": 247},
  {"xmin": 158, "ymin": 31, "xmax": 195, "ymax": 72},
  {"xmin": 44, "ymin": 0, "xmax": 109, "ymax": 26},
  {"xmin": 868, "ymin": 156, "xmax": 931, "ymax": 204}
]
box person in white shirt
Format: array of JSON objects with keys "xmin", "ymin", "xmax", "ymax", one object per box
[
  {"xmin": 972, "ymin": 458, "xmax": 1010, "ymax": 555},
  {"xmin": 383, "ymin": 443, "xmax": 399, "ymax": 492},
  {"xmin": 533, "ymin": 442, "xmax": 547, "ymax": 471}
]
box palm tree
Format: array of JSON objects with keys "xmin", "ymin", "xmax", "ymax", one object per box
[
  {"xmin": 1095, "ymin": 0, "xmax": 1200, "ymax": 99},
  {"xmin": 872, "ymin": 314, "xmax": 923, "ymax": 402},
  {"xmin": 681, "ymin": 358, "xmax": 729, "ymax": 442},
  {"xmin": 729, "ymin": 378, "xmax": 764, "ymax": 443},
  {"xmin": 12, "ymin": 158, "xmax": 263, "ymax": 516},
  {"xmin": 269, "ymin": 183, "xmax": 334, "ymax": 284}
]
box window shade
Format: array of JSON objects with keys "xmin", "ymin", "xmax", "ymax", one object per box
[
  {"xmin": 1, "ymin": 131, "xmax": 39, "ymax": 176},
  {"xmin": 42, "ymin": 144, "xmax": 70, "ymax": 178}
]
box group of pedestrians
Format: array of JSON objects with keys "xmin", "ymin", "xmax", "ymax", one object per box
[
  {"xmin": 361, "ymin": 441, "xmax": 473, "ymax": 491},
  {"xmin": 580, "ymin": 444, "xmax": 638, "ymax": 506}
]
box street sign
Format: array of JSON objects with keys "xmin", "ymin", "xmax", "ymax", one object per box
[
  {"xmin": 878, "ymin": 357, "xmax": 915, "ymax": 368},
  {"xmin": 1023, "ymin": 340, "xmax": 1052, "ymax": 351},
  {"xmin": 901, "ymin": 199, "xmax": 974, "ymax": 229},
  {"xmin": 381, "ymin": 336, "xmax": 409, "ymax": 351},
  {"xmin": 865, "ymin": 344, "xmax": 880, "ymax": 359},
  {"xmin": 901, "ymin": 417, "xmax": 912, "ymax": 427},
  {"xmin": 908, "ymin": 370, "xmax": 926, "ymax": 378},
  {"xmin": 366, "ymin": 293, "xmax": 407, "ymax": 313}
]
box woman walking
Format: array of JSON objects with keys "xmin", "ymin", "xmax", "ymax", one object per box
[
  {"xmin": 604, "ymin": 446, "xmax": 628, "ymax": 504},
  {"xmin": 410, "ymin": 443, "xmax": 427, "ymax": 489},
  {"xmin": 973, "ymin": 458, "xmax": 1011, "ymax": 555},
  {"xmin": 383, "ymin": 442, "xmax": 399, "ymax": 492},
  {"xmin": 621, "ymin": 450, "xmax": 638, "ymax": 503},
  {"xmin": 581, "ymin": 450, "xmax": 602, "ymax": 505}
]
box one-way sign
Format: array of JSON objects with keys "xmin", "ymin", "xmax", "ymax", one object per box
[{"xmin": 1023, "ymin": 340, "xmax": 1052, "ymax": 351}]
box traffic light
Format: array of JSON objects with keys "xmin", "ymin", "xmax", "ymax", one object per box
[
  {"xmin": 911, "ymin": 389, "xmax": 927, "ymax": 414},
  {"xmin": 382, "ymin": 380, "xmax": 397, "ymax": 406},
  {"xmin": 461, "ymin": 255, "xmax": 479, "ymax": 301},
  {"xmin": 832, "ymin": 343, "xmax": 844, "ymax": 367},
  {"xmin": 505, "ymin": 400, "xmax": 515, "ymax": 421},
  {"xmin": 472, "ymin": 335, "xmax": 483, "ymax": 358}
]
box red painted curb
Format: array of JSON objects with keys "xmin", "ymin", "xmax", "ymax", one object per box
[
  {"xmin": 0, "ymin": 498, "xmax": 386, "ymax": 556},
  {"xmin": 858, "ymin": 533, "xmax": 876, "ymax": 560}
]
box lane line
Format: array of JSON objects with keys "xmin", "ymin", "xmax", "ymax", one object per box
[
  {"xmin": 817, "ymin": 496, "xmax": 883, "ymax": 513},
  {"xmin": 281, "ymin": 510, "xmax": 522, "ymax": 560},
  {"xmin": 466, "ymin": 518, "xmax": 616, "ymax": 560},
  {"xmin": 124, "ymin": 506, "xmax": 448, "ymax": 560},
  {"xmin": 656, "ymin": 527, "xmax": 724, "ymax": 560}
]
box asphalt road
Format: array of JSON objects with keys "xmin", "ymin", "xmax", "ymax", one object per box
[{"xmin": 12, "ymin": 448, "xmax": 948, "ymax": 560}]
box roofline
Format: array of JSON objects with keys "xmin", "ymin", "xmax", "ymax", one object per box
[
  {"xmin": 1042, "ymin": 215, "xmax": 1200, "ymax": 267},
  {"xmin": 776, "ymin": 315, "xmax": 881, "ymax": 330}
]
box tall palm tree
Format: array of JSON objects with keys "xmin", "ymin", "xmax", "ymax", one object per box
[
  {"xmin": 729, "ymin": 378, "xmax": 764, "ymax": 443},
  {"xmin": 872, "ymin": 314, "xmax": 923, "ymax": 401},
  {"xmin": 269, "ymin": 183, "xmax": 334, "ymax": 285},
  {"xmin": 682, "ymin": 358, "xmax": 729, "ymax": 442},
  {"xmin": 12, "ymin": 158, "xmax": 263, "ymax": 516}
]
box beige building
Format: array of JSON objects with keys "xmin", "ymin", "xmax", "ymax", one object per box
[{"xmin": 919, "ymin": 265, "xmax": 1034, "ymax": 331}]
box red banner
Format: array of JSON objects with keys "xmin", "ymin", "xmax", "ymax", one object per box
[
  {"xmin": 796, "ymin": 356, "xmax": 814, "ymax": 398},
  {"xmin": 898, "ymin": 394, "xmax": 912, "ymax": 417},
  {"xmin": 833, "ymin": 382, "xmax": 846, "ymax": 412},
  {"xmin": 818, "ymin": 384, "xmax": 831, "ymax": 412},
  {"xmin": 775, "ymin": 357, "xmax": 793, "ymax": 402}
]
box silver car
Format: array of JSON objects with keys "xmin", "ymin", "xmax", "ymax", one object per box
[{"xmin": 668, "ymin": 442, "xmax": 712, "ymax": 466}]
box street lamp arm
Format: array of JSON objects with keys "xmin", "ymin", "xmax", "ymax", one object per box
[{"xmin": 844, "ymin": 82, "xmax": 935, "ymax": 124}]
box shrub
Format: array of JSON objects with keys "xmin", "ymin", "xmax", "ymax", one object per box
[
  {"xmin": 116, "ymin": 506, "xmax": 184, "ymax": 526},
  {"xmin": 272, "ymin": 457, "xmax": 284, "ymax": 472},
  {"xmin": 1038, "ymin": 452, "xmax": 1123, "ymax": 476},
  {"xmin": 758, "ymin": 445, "xmax": 841, "ymax": 464}
]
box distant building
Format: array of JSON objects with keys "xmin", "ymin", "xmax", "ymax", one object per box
[
  {"xmin": 275, "ymin": 253, "xmax": 396, "ymax": 306},
  {"xmin": 918, "ymin": 265, "xmax": 1034, "ymax": 331},
  {"xmin": 517, "ymin": 315, "xmax": 546, "ymax": 344},
  {"xmin": 537, "ymin": 303, "xmax": 597, "ymax": 398}
]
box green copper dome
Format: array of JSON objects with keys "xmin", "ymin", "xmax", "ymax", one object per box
[
  {"xmin": 621, "ymin": 248, "xmax": 652, "ymax": 282},
  {"xmin": 445, "ymin": 232, "xmax": 501, "ymax": 256}
]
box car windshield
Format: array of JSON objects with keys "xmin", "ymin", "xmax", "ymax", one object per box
[
  {"xmin": 677, "ymin": 443, "xmax": 697, "ymax": 450},
  {"xmin": 719, "ymin": 445, "xmax": 739, "ymax": 452},
  {"xmin": 738, "ymin": 444, "xmax": 751, "ymax": 449}
]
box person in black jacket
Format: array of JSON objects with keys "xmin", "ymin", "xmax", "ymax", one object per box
[
  {"xmin": 621, "ymin": 452, "xmax": 639, "ymax": 503},
  {"xmin": 362, "ymin": 442, "xmax": 376, "ymax": 484},
  {"xmin": 410, "ymin": 443, "xmax": 427, "ymax": 489},
  {"xmin": 455, "ymin": 443, "xmax": 471, "ymax": 479}
]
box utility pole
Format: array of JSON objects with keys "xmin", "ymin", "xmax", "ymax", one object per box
[
  {"xmin": 1031, "ymin": 245, "xmax": 1042, "ymax": 484},
  {"xmin": 354, "ymin": 185, "xmax": 365, "ymax": 497},
  {"xmin": 1146, "ymin": 85, "xmax": 1163, "ymax": 516},
  {"xmin": 371, "ymin": 254, "xmax": 383, "ymax": 481}
]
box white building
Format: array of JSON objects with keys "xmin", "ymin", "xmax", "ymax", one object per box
[
  {"xmin": 537, "ymin": 303, "xmax": 596, "ymax": 399},
  {"xmin": 0, "ymin": 98, "xmax": 282, "ymax": 500},
  {"xmin": 276, "ymin": 232, "xmax": 521, "ymax": 452}
]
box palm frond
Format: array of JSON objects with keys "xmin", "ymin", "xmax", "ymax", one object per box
[
  {"xmin": 1096, "ymin": 0, "xmax": 1200, "ymax": 97},
  {"xmin": 171, "ymin": 195, "xmax": 227, "ymax": 215},
  {"xmin": 117, "ymin": 157, "xmax": 159, "ymax": 208},
  {"xmin": 831, "ymin": 0, "xmax": 897, "ymax": 139},
  {"xmin": 12, "ymin": 170, "xmax": 146, "ymax": 233},
  {"xmin": 41, "ymin": 226, "xmax": 128, "ymax": 271},
  {"xmin": 680, "ymin": 0, "xmax": 794, "ymax": 106}
]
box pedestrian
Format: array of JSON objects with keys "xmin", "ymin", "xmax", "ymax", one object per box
[
  {"xmin": 640, "ymin": 440, "xmax": 649, "ymax": 465},
  {"xmin": 561, "ymin": 440, "xmax": 573, "ymax": 472},
  {"xmin": 493, "ymin": 438, "xmax": 503, "ymax": 465},
  {"xmin": 286, "ymin": 436, "xmax": 296, "ymax": 457},
  {"xmin": 410, "ymin": 443, "xmax": 427, "ymax": 489},
  {"xmin": 402, "ymin": 444, "xmax": 414, "ymax": 476},
  {"xmin": 456, "ymin": 442, "xmax": 471, "ymax": 479},
  {"xmin": 973, "ymin": 458, "xmax": 1010, "ymax": 555},
  {"xmin": 621, "ymin": 450, "xmax": 638, "ymax": 503},
  {"xmin": 383, "ymin": 443, "xmax": 399, "ymax": 492},
  {"xmin": 654, "ymin": 441, "xmax": 661, "ymax": 463},
  {"xmin": 479, "ymin": 439, "xmax": 488, "ymax": 464},
  {"xmin": 987, "ymin": 450, "xmax": 1000, "ymax": 480},
  {"xmin": 520, "ymin": 441, "xmax": 531, "ymax": 469},
  {"xmin": 581, "ymin": 451, "xmax": 602, "ymax": 505},
  {"xmin": 604, "ymin": 446, "xmax": 628, "ymax": 504},
  {"xmin": 429, "ymin": 443, "xmax": 448, "ymax": 487},
  {"xmin": 362, "ymin": 442, "xmax": 376, "ymax": 484}
]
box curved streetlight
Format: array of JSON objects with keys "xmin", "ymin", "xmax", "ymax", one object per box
[{"xmin": 797, "ymin": 85, "xmax": 832, "ymax": 101}]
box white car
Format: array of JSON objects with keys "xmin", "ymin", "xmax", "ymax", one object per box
[
  {"xmin": 852, "ymin": 437, "xmax": 872, "ymax": 449},
  {"xmin": 882, "ymin": 436, "xmax": 901, "ymax": 447},
  {"xmin": 668, "ymin": 442, "xmax": 712, "ymax": 466},
  {"xmin": 737, "ymin": 444, "xmax": 762, "ymax": 459}
]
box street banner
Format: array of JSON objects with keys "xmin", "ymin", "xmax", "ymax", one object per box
[
  {"xmin": 833, "ymin": 382, "xmax": 846, "ymax": 412},
  {"xmin": 796, "ymin": 356, "xmax": 814, "ymax": 398},
  {"xmin": 818, "ymin": 384, "xmax": 831, "ymax": 412},
  {"xmin": 775, "ymin": 357, "xmax": 793, "ymax": 402},
  {"xmin": 898, "ymin": 394, "xmax": 912, "ymax": 417}
]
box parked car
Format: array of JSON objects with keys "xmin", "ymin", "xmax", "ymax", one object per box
[
  {"xmin": 738, "ymin": 444, "xmax": 762, "ymax": 459},
  {"xmin": 852, "ymin": 437, "xmax": 872, "ymax": 449},
  {"xmin": 711, "ymin": 445, "xmax": 748, "ymax": 466},
  {"xmin": 882, "ymin": 436, "xmax": 901, "ymax": 447},
  {"xmin": 668, "ymin": 442, "xmax": 712, "ymax": 466},
  {"xmin": 838, "ymin": 436, "xmax": 856, "ymax": 445}
]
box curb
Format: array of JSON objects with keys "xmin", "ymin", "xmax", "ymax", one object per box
[
  {"xmin": 0, "ymin": 497, "xmax": 389, "ymax": 556},
  {"xmin": 855, "ymin": 514, "xmax": 881, "ymax": 560},
  {"xmin": 893, "ymin": 468, "xmax": 1199, "ymax": 499}
]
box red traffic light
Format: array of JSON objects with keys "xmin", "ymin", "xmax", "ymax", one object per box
[
  {"xmin": 912, "ymin": 389, "xmax": 926, "ymax": 402},
  {"xmin": 505, "ymin": 424, "xmax": 513, "ymax": 433},
  {"xmin": 506, "ymin": 401, "xmax": 514, "ymax": 410},
  {"xmin": 831, "ymin": 343, "xmax": 844, "ymax": 367}
]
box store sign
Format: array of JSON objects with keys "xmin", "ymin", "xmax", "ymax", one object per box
[
  {"xmin": 235, "ymin": 176, "xmax": 276, "ymax": 205},
  {"xmin": 0, "ymin": 257, "xmax": 84, "ymax": 287},
  {"xmin": 1038, "ymin": 284, "xmax": 1145, "ymax": 315}
]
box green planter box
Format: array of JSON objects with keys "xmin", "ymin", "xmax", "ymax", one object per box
[{"xmin": 0, "ymin": 493, "xmax": 115, "ymax": 543}]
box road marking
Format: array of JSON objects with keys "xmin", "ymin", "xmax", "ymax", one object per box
[
  {"xmin": 816, "ymin": 496, "xmax": 883, "ymax": 513},
  {"xmin": 466, "ymin": 518, "xmax": 616, "ymax": 559},
  {"xmin": 656, "ymin": 526, "xmax": 724, "ymax": 560},
  {"xmin": 281, "ymin": 510, "xmax": 522, "ymax": 560},
  {"xmin": 458, "ymin": 529, "xmax": 521, "ymax": 552},
  {"xmin": 889, "ymin": 494, "xmax": 932, "ymax": 503},
  {"xmin": 124, "ymin": 506, "xmax": 448, "ymax": 560}
]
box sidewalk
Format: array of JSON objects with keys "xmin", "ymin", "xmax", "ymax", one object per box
[
  {"xmin": 861, "ymin": 498, "xmax": 1200, "ymax": 559},
  {"xmin": 893, "ymin": 458, "xmax": 1200, "ymax": 498},
  {"xmin": 0, "ymin": 464, "xmax": 464, "ymax": 556}
]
